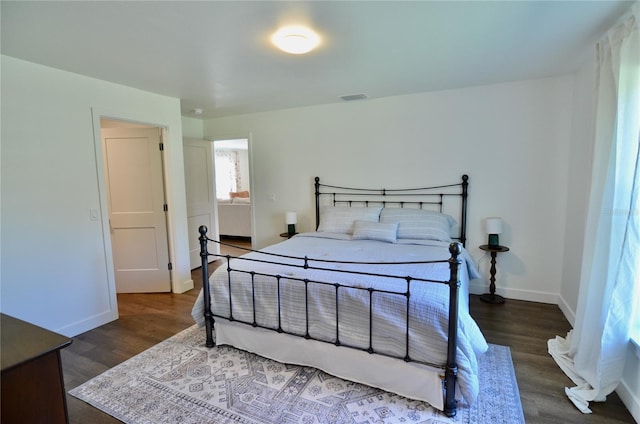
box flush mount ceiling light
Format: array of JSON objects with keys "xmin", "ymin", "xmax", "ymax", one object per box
[{"xmin": 271, "ymin": 25, "xmax": 320, "ymax": 54}]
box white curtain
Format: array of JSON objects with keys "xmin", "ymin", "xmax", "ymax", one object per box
[
  {"xmin": 548, "ymin": 4, "xmax": 639, "ymax": 414},
  {"xmin": 215, "ymin": 150, "xmax": 240, "ymax": 199}
]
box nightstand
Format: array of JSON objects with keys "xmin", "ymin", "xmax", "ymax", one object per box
[
  {"xmin": 280, "ymin": 232, "xmax": 298, "ymax": 239},
  {"xmin": 479, "ymin": 244, "xmax": 510, "ymax": 304}
]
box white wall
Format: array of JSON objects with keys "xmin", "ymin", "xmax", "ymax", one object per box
[
  {"xmin": 203, "ymin": 76, "xmax": 575, "ymax": 303},
  {"xmin": 559, "ymin": 57, "xmax": 597, "ymax": 324},
  {"xmin": 181, "ymin": 116, "xmax": 204, "ymax": 139},
  {"xmin": 0, "ymin": 55, "xmax": 192, "ymax": 336}
]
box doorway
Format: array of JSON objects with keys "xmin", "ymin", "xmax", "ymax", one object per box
[
  {"xmin": 183, "ymin": 137, "xmax": 253, "ymax": 270},
  {"xmin": 100, "ymin": 119, "xmax": 171, "ymax": 293},
  {"xmin": 213, "ymin": 139, "xmax": 252, "ymax": 244}
]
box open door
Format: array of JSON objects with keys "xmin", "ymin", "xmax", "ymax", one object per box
[
  {"xmin": 101, "ymin": 126, "xmax": 171, "ymax": 293},
  {"xmin": 183, "ymin": 138, "xmax": 220, "ymax": 269}
]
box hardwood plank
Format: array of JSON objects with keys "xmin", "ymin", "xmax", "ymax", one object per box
[{"xmin": 61, "ymin": 243, "xmax": 635, "ymax": 423}]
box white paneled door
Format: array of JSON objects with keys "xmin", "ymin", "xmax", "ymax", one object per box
[
  {"xmin": 102, "ymin": 128, "xmax": 171, "ymax": 293},
  {"xmin": 183, "ymin": 138, "xmax": 220, "ymax": 269}
]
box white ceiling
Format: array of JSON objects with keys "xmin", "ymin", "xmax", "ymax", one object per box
[{"xmin": 1, "ymin": 1, "xmax": 634, "ymax": 119}]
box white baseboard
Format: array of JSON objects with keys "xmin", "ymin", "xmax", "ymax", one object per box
[
  {"xmin": 174, "ymin": 278, "xmax": 194, "ymax": 294},
  {"xmin": 556, "ymin": 295, "xmax": 576, "ymax": 327},
  {"xmin": 617, "ymin": 377, "xmax": 640, "ymax": 423},
  {"xmin": 469, "ymin": 280, "xmax": 577, "ymax": 322},
  {"xmin": 468, "ymin": 281, "xmax": 558, "ymax": 304},
  {"xmin": 55, "ymin": 309, "xmax": 118, "ymax": 337},
  {"xmin": 56, "ymin": 279, "xmax": 195, "ymax": 336}
]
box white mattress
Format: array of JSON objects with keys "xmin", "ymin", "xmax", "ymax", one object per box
[{"xmin": 192, "ymin": 232, "xmax": 488, "ymax": 407}]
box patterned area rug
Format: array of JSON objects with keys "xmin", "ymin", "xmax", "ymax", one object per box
[{"xmin": 69, "ymin": 325, "xmax": 524, "ymax": 424}]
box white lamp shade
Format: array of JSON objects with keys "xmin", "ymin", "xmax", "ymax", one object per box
[
  {"xmin": 285, "ymin": 212, "xmax": 298, "ymax": 225},
  {"xmin": 484, "ymin": 217, "xmax": 503, "ymax": 234}
]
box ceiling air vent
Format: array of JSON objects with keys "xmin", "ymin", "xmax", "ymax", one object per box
[{"xmin": 339, "ymin": 93, "xmax": 368, "ymax": 101}]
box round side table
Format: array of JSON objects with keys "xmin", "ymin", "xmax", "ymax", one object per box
[{"xmin": 479, "ymin": 244, "xmax": 510, "ymax": 304}]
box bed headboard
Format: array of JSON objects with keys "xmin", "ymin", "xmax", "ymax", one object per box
[{"xmin": 314, "ymin": 175, "xmax": 469, "ymax": 246}]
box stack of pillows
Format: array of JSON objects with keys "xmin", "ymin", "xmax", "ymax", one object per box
[
  {"xmin": 219, "ymin": 191, "xmax": 250, "ymax": 204},
  {"xmin": 316, "ymin": 206, "xmax": 456, "ymax": 244}
]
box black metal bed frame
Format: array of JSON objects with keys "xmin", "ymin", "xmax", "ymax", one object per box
[
  {"xmin": 315, "ymin": 175, "xmax": 468, "ymax": 247},
  {"xmin": 198, "ymin": 175, "xmax": 469, "ymax": 417}
]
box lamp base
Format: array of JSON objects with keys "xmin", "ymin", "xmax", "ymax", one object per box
[
  {"xmin": 287, "ymin": 224, "xmax": 296, "ymax": 236},
  {"xmin": 488, "ymin": 234, "xmax": 500, "ymax": 247}
]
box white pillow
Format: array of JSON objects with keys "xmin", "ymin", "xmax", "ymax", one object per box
[
  {"xmin": 379, "ymin": 208, "xmax": 456, "ymax": 242},
  {"xmin": 352, "ymin": 220, "xmax": 398, "ymax": 243},
  {"xmin": 317, "ymin": 206, "xmax": 382, "ymax": 234}
]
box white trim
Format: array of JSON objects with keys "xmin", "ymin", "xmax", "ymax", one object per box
[
  {"xmin": 468, "ymin": 280, "xmax": 559, "ymax": 304},
  {"xmin": 159, "ymin": 126, "xmax": 182, "ymax": 294},
  {"xmin": 90, "ymin": 109, "xmax": 119, "ymax": 322},
  {"xmin": 616, "ymin": 377, "xmax": 640, "ymax": 423},
  {"xmin": 247, "ymin": 133, "xmax": 255, "ymax": 249},
  {"xmin": 632, "ymin": 338, "xmax": 640, "ymax": 360},
  {"xmin": 55, "ymin": 309, "xmax": 115, "ymax": 338},
  {"xmin": 557, "ymin": 295, "xmax": 576, "ymax": 326},
  {"xmin": 210, "ymin": 133, "xmax": 256, "ymax": 249},
  {"xmin": 177, "ymin": 279, "xmax": 195, "ymax": 293}
]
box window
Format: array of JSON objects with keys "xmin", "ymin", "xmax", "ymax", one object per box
[{"xmin": 215, "ymin": 150, "xmax": 240, "ymax": 199}]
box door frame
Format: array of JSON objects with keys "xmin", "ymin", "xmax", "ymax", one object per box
[
  {"xmin": 210, "ymin": 135, "xmax": 256, "ymax": 247},
  {"xmin": 91, "ymin": 108, "xmax": 176, "ymax": 319}
]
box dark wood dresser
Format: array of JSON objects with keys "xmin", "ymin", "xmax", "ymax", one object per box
[{"xmin": 1, "ymin": 313, "xmax": 72, "ymax": 424}]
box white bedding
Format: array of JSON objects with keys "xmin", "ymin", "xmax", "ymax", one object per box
[{"xmin": 192, "ymin": 232, "xmax": 488, "ymax": 406}]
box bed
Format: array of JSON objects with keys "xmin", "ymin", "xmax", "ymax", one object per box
[
  {"xmin": 192, "ymin": 175, "xmax": 487, "ymax": 417},
  {"xmin": 217, "ymin": 197, "xmax": 251, "ymax": 238}
]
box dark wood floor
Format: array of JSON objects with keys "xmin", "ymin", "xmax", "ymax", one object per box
[{"xmin": 61, "ymin": 245, "xmax": 635, "ymax": 423}]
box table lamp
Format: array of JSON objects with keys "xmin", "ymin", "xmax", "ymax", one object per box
[
  {"xmin": 484, "ymin": 217, "xmax": 503, "ymax": 247},
  {"xmin": 286, "ymin": 212, "xmax": 297, "ymax": 236}
]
